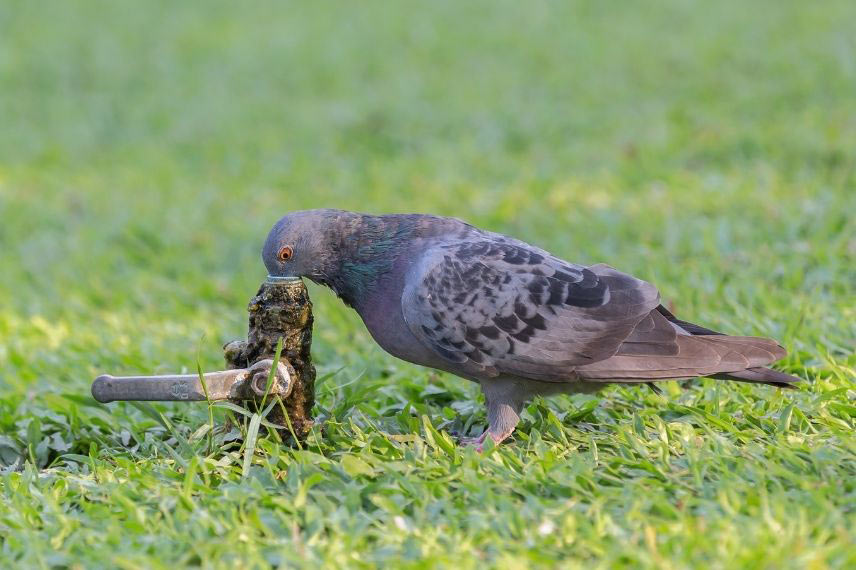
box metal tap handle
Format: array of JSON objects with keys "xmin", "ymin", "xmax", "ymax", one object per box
[{"xmin": 91, "ymin": 360, "xmax": 291, "ymax": 403}]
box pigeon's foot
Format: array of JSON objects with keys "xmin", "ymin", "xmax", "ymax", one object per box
[
  {"xmin": 459, "ymin": 431, "xmax": 488, "ymax": 450},
  {"xmin": 467, "ymin": 379, "xmax": 525, "ymax": 451},
  {"xmin": 459, "ymin": 427, "xmax": 515, "ymax": 452}
]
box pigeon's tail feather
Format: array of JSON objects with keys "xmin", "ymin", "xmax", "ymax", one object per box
[
  {"xmin": 656, "ymin": 305, "xmax": 724, "ymax": 336},
  {"xmin": 711, "ymin": 367, "xmax": 800, "ymax": 388},
  {"xmin": 574, "ymin": 308, "xmax": 799, "ymax": 388}
]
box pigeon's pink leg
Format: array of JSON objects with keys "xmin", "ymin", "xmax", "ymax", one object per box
[{"xmin": 460, "ymin": 381, "xmax": 525, "ymax": 451}]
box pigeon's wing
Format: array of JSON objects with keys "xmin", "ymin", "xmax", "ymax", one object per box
[{"xmin": 401, "ymin": 239, "xmax": 660, "ymax": 381}]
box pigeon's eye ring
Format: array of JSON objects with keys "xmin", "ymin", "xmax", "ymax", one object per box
[{"xmin": 278, "ymin": 246, "xmax": 293, "ymax": 262}]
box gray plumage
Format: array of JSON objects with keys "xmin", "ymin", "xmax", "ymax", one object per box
[{"xmin": 263, "ymin": 209, "xmax": 799, "ymax": 447}]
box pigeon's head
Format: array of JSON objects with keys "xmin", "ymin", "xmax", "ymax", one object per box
[{"xmin": 263, "ymin": 209, "xmax": 348, "ymax": 281}]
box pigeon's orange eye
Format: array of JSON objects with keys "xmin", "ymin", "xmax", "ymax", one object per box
[{"xmin": 278, "ymin": 246, "xmax": 293, "ymax": 262}]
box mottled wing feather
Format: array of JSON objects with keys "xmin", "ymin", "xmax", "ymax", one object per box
[
  {"xmin": 401, "ymin": 239, "xmax": 660, "ymax": 381},
  {"xmin": 577, "ymin": 309, "xmax": 789, "ymax": 381}
]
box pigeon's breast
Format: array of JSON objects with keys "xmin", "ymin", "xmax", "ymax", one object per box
[
  {"xmin": 355, "ymin": 249, "xmax": 469, "ymax": 376},
  {"xmin": 358, "ymin": 288, "xmax": 436, "ymax": 365}
]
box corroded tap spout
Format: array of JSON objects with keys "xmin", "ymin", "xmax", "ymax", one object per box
[
  {"xmin": 90, "ymin": 276, "xmax": 316, "ymax": 444},
  {"xmin": 224, "ymin": 277, "xmax": 316, "ymax": 441}
]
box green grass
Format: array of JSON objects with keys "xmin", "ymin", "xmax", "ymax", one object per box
[{"xmin": 1, "ymin": 0, "xmax": 854, "ymax": 567}]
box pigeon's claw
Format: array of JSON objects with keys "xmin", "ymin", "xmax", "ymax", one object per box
[
  {"xmin": 459, "ymin": 428, "xmax": 515, "ymax": 452},
  {"xmin": 459, "ymin": 431, "xmax": 489, "ymax": 450}
]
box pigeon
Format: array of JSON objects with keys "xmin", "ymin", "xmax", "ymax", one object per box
[{"xmin": 263, "ymin": 209, "xmax": 799, "ymax": 448}]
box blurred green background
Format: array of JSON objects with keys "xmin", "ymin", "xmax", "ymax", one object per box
[{"xmin": 0, "ymin": 0, "xmax": 854, "ymax": 567}]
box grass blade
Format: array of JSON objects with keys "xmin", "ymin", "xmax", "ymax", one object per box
[
  {"xmin": 260, "ymin": 336, "xmax": 284, "ymax": 411},
  {"xmin": 196, "ymin": 356, "xmax": 215, "ymax": 456},
  {"xmin": 242, "ymin": 413, "xmax": 262, "ymax": 479}
]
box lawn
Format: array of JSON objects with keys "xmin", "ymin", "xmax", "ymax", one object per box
[{"xmin": 1, "ymin": 0, "xmax": 854, "ymax": 567}]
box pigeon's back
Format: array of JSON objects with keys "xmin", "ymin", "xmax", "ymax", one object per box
[{"xmin": 399, "ymin": 226, "xmax": 798, "ymax": 388}]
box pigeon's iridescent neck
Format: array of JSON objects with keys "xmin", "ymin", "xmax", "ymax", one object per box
[
  {"xmin": 317, "ymin": 213, "xmax": 475, "ymax": 308},
  {"xmin": 317, "ymin": 215, "xmax": 410, "ymax": 307}
]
